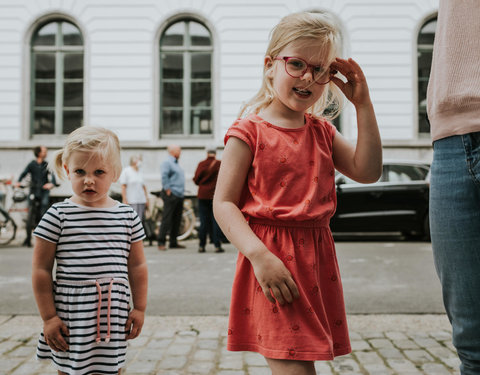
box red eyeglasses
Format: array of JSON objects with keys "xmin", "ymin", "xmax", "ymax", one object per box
[{"xmin": 274, "ymin": 56, "xmax": 336, "ymax": 85}]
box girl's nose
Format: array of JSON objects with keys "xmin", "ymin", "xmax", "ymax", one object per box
[
  {"xmin": 84, "ymin": 175, "xmax": 94, "ymax": 185},
  {"xmin": 301, "ymin": 68, "xmax": 314, "ymax": 82}
]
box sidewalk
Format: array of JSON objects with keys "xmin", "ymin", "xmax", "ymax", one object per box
[{"xmin": 0, "ymin": 314, "xmax": 459, "ymax": 375}]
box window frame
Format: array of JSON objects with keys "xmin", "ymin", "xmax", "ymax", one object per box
[
  {"xmin": 416, "ymin": 14, "xmax": 437, "ymax": 138},
  {"xmin": 158, "ymin": 17, "xmax": 214, "ymax": 138},
  {"xmin": 29, "ymin": 17, "xmax": 85, "ymax": 139}
]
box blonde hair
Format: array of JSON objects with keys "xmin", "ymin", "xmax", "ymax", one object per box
[
  {"xmin": 239, "ymin": 11, "xmax": 343, "ymax": 119},
  {"xmin": 53, "ymin": 126, "xmax": 122, "ymax": 180}
]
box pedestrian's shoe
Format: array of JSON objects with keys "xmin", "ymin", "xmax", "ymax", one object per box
[
  {"xmin": 23, "ymin": 239, "xmax": 31, "ymax": 247},
  {"xmin": 170, "ymin": 244, "xmax": 186, "ymax": 249},
  {"xmin": 157, "ymin": 244, "xmax": 167, "ymax": 251},
  {"xmin": 215, "ymin": 247, "xmax": 225, "ymax": 253},
  {"xmin": 198, "ymin": 247, "xmax": 206, "ymax": 253}
]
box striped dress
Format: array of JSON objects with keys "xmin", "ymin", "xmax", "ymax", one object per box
[{"xmin": 33, "ymin": 199, "xmax": 145, "ymax": 375}]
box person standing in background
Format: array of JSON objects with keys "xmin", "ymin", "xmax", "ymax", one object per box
[
  {"xmin": 16, "ymin": 146, "xmax": 57, "ymax": 247},
  {"xmin": 157, "ymin": 145, "xmax": 185, "ymax": 250},
  {"xmin": 120, "ymin": 154, "xmax": 149, "ymax": 222},
  {"xmin": 193, "ymin": 147, "xmax": 224, "ymax": 253},
  {"xmin": 427, "ymin": 1, "xmax": 480, "ymax": 374}
]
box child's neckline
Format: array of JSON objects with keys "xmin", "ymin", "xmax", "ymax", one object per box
[
  {"xmin": 251, "ymin": 113, "xmax": 309, "ymax": 131},
  {"xmin": 66, "ymin": 198, "xmax": 120, "ymax": 210}
]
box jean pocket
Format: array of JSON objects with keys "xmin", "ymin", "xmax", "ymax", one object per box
[{"xmin": 468, "ymin": 132, "xmax": 480, "ymax": 183}]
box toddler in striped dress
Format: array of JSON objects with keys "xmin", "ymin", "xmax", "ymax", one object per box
[{"xmin": 32, "ymin": 126, "xmax": 148, "ymax": 375}]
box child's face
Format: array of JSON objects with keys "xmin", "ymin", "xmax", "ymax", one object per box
[
  {"xmin": 267, "ymin": 41, "xmax": 333, "ymax": 115},
  {"xmin": 65, "ymin": 151, "xmax": 117, "ymax": 207}
]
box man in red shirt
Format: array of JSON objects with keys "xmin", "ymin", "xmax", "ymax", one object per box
[{"xmin": 193, "ymin": 147, "xmax": 224, "ymax": 253}]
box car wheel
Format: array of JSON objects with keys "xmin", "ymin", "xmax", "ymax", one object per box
[{"xmin": 403, "ymin": 231, "xmax": 422, "ymax": 241}]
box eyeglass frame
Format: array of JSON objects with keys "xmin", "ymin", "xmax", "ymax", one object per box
[{"xmin": 273, "ymin": 56, "xmax": 337, "ymax": 85}]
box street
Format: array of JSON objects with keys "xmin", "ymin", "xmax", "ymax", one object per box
[
  {"xmin": 0, "ymin": 238, "xmax": 444, "ymax": 315},
  {"xmin": 0, "ymin": 238, "xmax": 459, "ymax": 375}
]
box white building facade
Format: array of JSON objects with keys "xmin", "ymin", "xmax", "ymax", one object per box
[{"xmin": 0, "ymin": 0, "xmax": 438, "ymax": 195}]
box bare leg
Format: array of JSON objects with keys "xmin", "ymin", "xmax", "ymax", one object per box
[{"xmin": 265, "ymin": 358, "xmax": 316, "ymax": 375}]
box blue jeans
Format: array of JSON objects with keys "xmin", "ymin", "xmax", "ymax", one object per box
[
  {"xmin": 430, "ymin": 132, "xmax": 480, "ymax": 375},
  {"xmin": 26, "ymin": 190, "xmax": 50, "ymax": 243}
]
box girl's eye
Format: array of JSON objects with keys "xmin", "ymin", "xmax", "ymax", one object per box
[
  {"xmin": 288, "ymin": 59, "xmax": 305, "ymax": 70},
  {"xmin": 74, "ymin": 169, "xmax": 85, "ymax": 175},
  {"xmin": 95, "ymin": 170, "xmax": 105, "ymax": 176}
]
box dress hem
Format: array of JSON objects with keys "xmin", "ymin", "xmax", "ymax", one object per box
[
  {"xmin": 227, "ymin": 343, "xmax": 351, "ymax": 361},
  {"xmin": 36, "ymin": 356, "xmax": 125, "ymax": 375}
]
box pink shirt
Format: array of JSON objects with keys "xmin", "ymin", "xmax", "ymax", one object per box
[{"xmin": 427, "ymin": 0, "xmax": 480, "ymax": 141}]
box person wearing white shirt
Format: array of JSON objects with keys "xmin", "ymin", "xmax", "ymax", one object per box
[{"xmin": 119, "ymin": 155, "xmax": 149, "ymax": 221}]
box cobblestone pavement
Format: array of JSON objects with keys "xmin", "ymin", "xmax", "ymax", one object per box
[{"xmin": 0, "ymin": 314, "xmax": 460, "ymax": 375}]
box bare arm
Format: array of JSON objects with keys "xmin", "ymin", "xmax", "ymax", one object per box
[
  {"xmin": 126, "ymin": 240, "xmax": 148, "ymax": 340},
  {"xmin": 331, "ymin": 58, "xmax": 382, "ymax": 183},
  {"xmin": 32, "ymin": 237, "xmax": 69, "ymax": 352},
  {"xmin": 213, "ymin": 137, "xmax": 299, "ymax": 305}
]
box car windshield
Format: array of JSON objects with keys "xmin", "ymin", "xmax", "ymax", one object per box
[
  {"xmin": 336, "ymin": 163, "xmax": 429, "ymax": 185},
  {"xmin": 384, "ymin": 165, "xmax": 428, "ymax": 182}
]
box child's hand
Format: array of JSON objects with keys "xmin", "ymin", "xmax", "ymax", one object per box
[
  {"xmin": 43, "ymin": 315, "xmax": 69, "ymax": 352},
  {"xmin": 125, "ymin": 308, "xmax": 145, "ymax": 340},
  {"xmin": 250, "ymin": 250, "xmax": 300, "ymax": 305},
  {"xmin": 331, "ymin": 57, "xmax": 371, "ymax": 108}
]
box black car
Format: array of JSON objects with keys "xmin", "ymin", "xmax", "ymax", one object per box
[{"xmin": 331, "ymin": 161, "xmax": 430, "ymax": 240}]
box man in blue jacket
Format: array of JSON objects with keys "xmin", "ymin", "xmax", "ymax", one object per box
[{"xmin": 158, "ymin": 144, "xmax": 185, "ymax": 250}]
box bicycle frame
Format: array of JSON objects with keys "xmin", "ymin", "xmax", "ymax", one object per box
[
  {"xmin": 0, "ymin": 179, "xmax": 24, "ymax": 245},
  {"xmin": 146, "ymin": 191, "xmax": 197, "ymax": 243}
]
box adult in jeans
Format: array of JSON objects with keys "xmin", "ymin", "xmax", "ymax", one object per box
[
  {"xmin": 16, "ymin": 146, "xmax": 57, "ymax": 247},
  {"xmin": 427, "ymin": 1, "xmax": 480, "ymax": 373},
  {"xmin": 157, "ymin": 145, "xmax": 185, "ymax": 250},
  {"xmin": 193, "ymin": 147, "xmax": 223, "ymax": 253}
]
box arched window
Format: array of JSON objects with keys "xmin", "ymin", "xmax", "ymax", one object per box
[
  {"xmin": 159, "ymin": 19, "xmax": 213, "ymax": 136},
  {"xmin": 417, "ymin": 17, "xmax": 436, "ymax": 136},
  {"xmin": 31, "ymin": 19, "xmax": 84, "ymax": 135}
]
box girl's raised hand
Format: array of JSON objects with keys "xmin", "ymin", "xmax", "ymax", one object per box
[
  {"xmin": 43, "ymin": 315, "xmax": 69, "ymax": 352},
  {"xmin": 331, "ymin": 57, "xmax": 371, "ymax": 108},
  {"xmin": 249, "ymin": 249, "xmax": 300, "ymax": 305}
]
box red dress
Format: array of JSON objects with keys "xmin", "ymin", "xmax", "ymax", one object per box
[{"xmin": 225, "ymin": 114, "xmax": 351, "ymax": 361}]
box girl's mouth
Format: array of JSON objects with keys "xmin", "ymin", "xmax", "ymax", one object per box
[
  {"xmin": 293, "ymin": 87, "xmax": 312, "ymax": 97},
  {"xmin": 83, "ymin": 189, "xmax": 96, "ymax": 194}
]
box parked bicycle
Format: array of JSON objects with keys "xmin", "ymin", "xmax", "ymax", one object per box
[
  {"xmin": 143, "ymin": 190, "xmax": 196, "ymax": 245},
  {"xmin": 0, "ymin": 179, "xmax": 30, "ymax": 246}
]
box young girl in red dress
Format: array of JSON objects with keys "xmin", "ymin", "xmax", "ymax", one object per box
[{"xmin": 213, "ymin": 11, "xmax": 382, "ymax": 374}]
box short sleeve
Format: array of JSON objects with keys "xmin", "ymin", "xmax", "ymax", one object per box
[
  {"xmin": 224, "ymin": 118, "xmax": 258, "ymax": 153},
  {"xmin": 33, "ymin": 205, "xmax": 62, "ymax": 243},
  {"xmin": 327, "ymin": 120, "xmax": 337, "ymax": 142},
  {"xmin": 308, "ymin": 114, "xmax": 337, "ymax": 151},
  {"xmin": 130, "ymin": 208, "xmax": 146, "ymax": 243}
]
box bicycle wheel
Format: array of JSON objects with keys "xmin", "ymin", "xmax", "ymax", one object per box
[
  {"xmin": 153, "ymin": 207, "xmax": 196, "ymax": 241},
  {"xmin": 177, "ymin": 209, "xmax": 196, "ymax": 241},
  {"xmin": 0, "ymin": 207, "xmax": 17, "ymax": 245}
]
